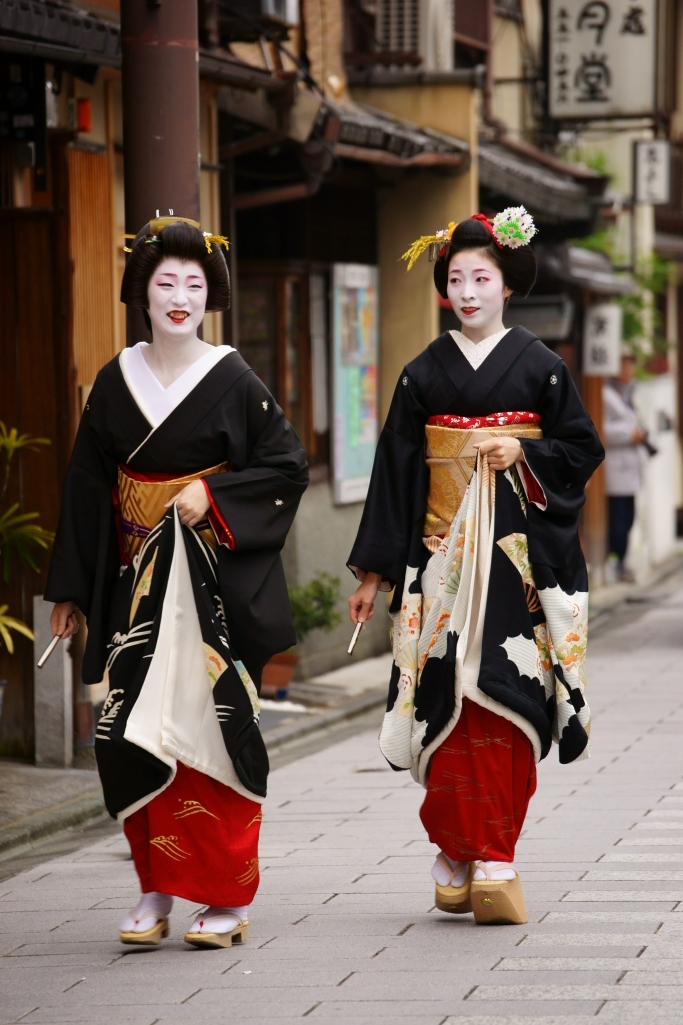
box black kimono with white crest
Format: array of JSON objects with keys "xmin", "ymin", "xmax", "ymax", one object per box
[{"xmin": 46, "ymin": 349, "xmax": 308, "ymax": 814}]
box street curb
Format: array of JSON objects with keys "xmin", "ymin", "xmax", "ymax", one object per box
[
  {"xmin": 263, "ymin": 689, "xmax": 386, "ymax": 757},
  {"xmin": 0, "ymin": 790, "xmax": 106, "ymax": 857},
  {"xmin": 0, "ymin": 690, "xmax": 387, "ymax": 859},
  {"xmin": 588, "ymin": 553, "xmax": 683, "ymax": 624}
]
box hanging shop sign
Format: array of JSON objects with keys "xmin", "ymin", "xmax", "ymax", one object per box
[
  {"xmin": 634, "ymin": 139, "xmax": 672, "ymax": 205},
  {"xmin": 332, "ymin": 264, "xmax": 379, "ymax": 505},
  {"xmin": 583, "ymin": 302, "xmax": 622, "ymax": 376},
  {"xmin": 549, "ymin": 0, "xmax": 657, "ymax": 119}
]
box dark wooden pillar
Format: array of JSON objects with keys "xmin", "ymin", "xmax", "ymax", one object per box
[
  {"xmin": 582, "ymin": 374, "xmax": 607, "ymax": 585},
  {"xmin": 121, "ymin": 0, "xmax": 200, "ymax": 343}
]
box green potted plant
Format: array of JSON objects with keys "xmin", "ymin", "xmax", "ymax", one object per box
[
  {"xmin": 0, "ymin": 423, "xmax": 53, "ymax": 656},
  {"xmin": 261, "ymin": 572, "xmax": 342, "ymax": 700}
]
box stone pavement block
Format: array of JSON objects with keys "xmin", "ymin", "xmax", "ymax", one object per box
[
  {"xmin": 21, "ymin": 1010, "xmax": 178, "ymax": 1024},
  {"xmin": 443, "ymin": 1018, "xmax": 600, "ymax": 1024},
  {"xmin": 597, "ymin": 1002, "xmax": 683, "ymax": 1023},
  {"xmin": 518, "ymin": 933, "xmax": 653, "ymax": 946},
  {"xmin": 448, "ymin": 1012, "xmax": 603, "ymax": 1022},
  {"xmin": 471, "ymin": 983, "xmax": 683, "ymax": 1000}
]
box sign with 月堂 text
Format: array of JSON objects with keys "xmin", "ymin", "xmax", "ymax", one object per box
[
  {"xmin": 549, "ymin": 0, "xmax": 657, "ymax": 119},
  {"xmin": 583, "ymin": 303, "xmax": 622, "ymax": 376}
]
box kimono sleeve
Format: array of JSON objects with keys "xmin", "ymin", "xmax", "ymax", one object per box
[
  {"xmin": 347, "ymin": 369, "xmax": 429, "ymax": 590},
  {"xmin": 44, "ymin": 378, "xmax": 121, "ymax": 681},
  {"xmin": 520, "ymin": 360, "xmax": 605, "ymax": 568},
  {"xmin": 203, "ymin": 372, "xmax": 308, "ymax": 552}
]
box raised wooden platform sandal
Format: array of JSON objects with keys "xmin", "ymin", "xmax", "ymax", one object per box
[
  {"xmin": 470, "ymin": 862, "xmax": 528, "ymax": 925},
  {"xmin": 184, "ymin": 911, "xmax": 249, "ymax": 949},
  {"xmin": 434, "ymin": 854, "xmax": 474, "ymax": 914},
  {"xmin": 119, "ymin": 913, "xmax": 169, "ymax": 945}
]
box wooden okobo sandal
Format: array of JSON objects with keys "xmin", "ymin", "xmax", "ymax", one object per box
[
  {"xmin": 184, "ymin": 917, "xmax": 249, "ymax": 949},
  {"xmin": 434, "ymin": 854, "xmax": 474, "ymax": 914},
  {"xmin": 470, "ymin": 862, "xmax": 528, "ymax": 925},
  {"xmin": 119, "ymin": 914, "xmax": 169, "ymax": 945}
]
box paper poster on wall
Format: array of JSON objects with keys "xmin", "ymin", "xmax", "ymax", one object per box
[{"xmin": 332, "ymin": 264, "xmax": 379, "ymax": 505}]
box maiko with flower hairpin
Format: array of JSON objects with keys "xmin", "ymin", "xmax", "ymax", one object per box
[
  {"xmin": 349, "ymin": 208, "xmax": 603, "ymax": 926},
  {"xmin": 44, "ymin": 216, "xmax": 308, "ymax": 950}
]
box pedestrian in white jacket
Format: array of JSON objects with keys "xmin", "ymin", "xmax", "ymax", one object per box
[{"xmin": 602, "ymin": 352, "xmax": 645, "ymax": 581}]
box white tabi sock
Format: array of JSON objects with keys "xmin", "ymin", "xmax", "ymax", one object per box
[
  {"xmin": 431, "ymin": 853, "xmax": 469, "ymax": 888},
  {"xmin": 473, "ymin": 860, "xmax": 516, "ymax": 881},
  {"xmin": 119, "ymin": 891, "xmax": 173, "ymax": 933},
  {"xmin": 187, "ymin": 905, "xmax": 249, "ymax": 935}
]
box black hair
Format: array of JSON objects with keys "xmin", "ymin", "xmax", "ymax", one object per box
[
  {"xmin": 433, "ymin": 217, "xmax": 536, "ymax": 300},
  {"xmin": 120, "ymin": 220, "xmax": 231, "ymax": 314}
]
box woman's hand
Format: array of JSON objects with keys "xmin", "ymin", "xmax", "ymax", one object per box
[
  {"xmin": 165, "ymin": 479, "xmax": 211, "ymax": 527},
  {"xmin": 348, "ymin": 572, "xmax": 382, "ymax": 626},
  {"xmin": 50, "ymin": 601, "xmax": 79, "ymax": 640},
  {"xmin": 474, "ymin": 436, "xmax": 523, "ymax": 471}
]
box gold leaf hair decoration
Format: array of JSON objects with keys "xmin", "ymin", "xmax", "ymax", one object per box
[
  {"xmin": 203, "ymin": 231, "xmax": 230, "ymax": 254},
  {"xmin": 401, "ymin": 221, "xmax": 457, "ymax": 271}
]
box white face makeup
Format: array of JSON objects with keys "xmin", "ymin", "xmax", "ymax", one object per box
[
  {"xmin": 446, "ymin": 249, "xmax": 512, "ymax": 341},
  {"xmin": 147, "ymin": 257, "xmax": 208, "ymax": 342}
]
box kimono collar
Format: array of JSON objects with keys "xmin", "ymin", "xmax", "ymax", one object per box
[{"xmin": 450, "ymin": 328, "xmax": 510, "ymax": 370}]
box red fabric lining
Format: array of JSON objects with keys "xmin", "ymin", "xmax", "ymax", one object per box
[
  {"xmin": 123, "ymin": 762, "xmax": 262, "ymax": 906},
  {"xmin": 419, "ymin": 698, "xmax": 536, "ymax": 863},
  {"xmin": 201, "ymin": 478, "xmax": 235, "ymax": 550},
  {"xmin": 428, "ymin": 412, "xmax": 541, "ymax": 429},
  {"xmin": 520, "ymin": 462, "xmax": 546, "ymax": 508}
]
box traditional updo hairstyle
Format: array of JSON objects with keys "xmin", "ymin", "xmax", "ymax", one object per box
[
  {"xmin": 120, "ymin": 218, "xmax": 231, "ymax": 330},
  {"xmin": 433, "ymin": 215, "xmax": 537, "ymax": 301}
]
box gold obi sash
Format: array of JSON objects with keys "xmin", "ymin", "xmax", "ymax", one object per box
[
  {"xmin": 424, "ymin": 419, "xmax": 542, "ymax": 538},
  {"xmin": 116, "ymin": 463, "xmax": 229, "ymax": 562}
]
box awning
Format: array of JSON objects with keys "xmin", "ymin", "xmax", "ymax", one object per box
[
  {"xmin": 479, "ymin": 137, "xmax": 608, "ymax": 232},
  {"xmin": 217, "ymin": 86, "xmax": 470, "ymax": 172},
  {"xmin": 322, "ymin": 100, "xmax": 470, "ymax": 171},
  {"xmin": 0, "ymin": 0, "xmax": 287, "ymax": 92},
  {"xmin": 534, "ymin": 243, "xmax": 633, "ymax": 297}
]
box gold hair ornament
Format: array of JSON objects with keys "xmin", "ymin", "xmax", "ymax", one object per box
[
  {"xmin": 401, "ymin": 222, "xmax": 457, "ymax": 271},
  {"xmin": 203, "ymin": 231, "xmax": 230, "ymax": 254}
]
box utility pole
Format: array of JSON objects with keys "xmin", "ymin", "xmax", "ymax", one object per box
[{"xmin": 120, "ymin": 0, "xmax": 201, "ymax": 343}]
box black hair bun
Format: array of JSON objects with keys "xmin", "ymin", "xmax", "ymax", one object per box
[{"xmin": 433, "ymin": 217, "xmax": 536, "ymax": 300}]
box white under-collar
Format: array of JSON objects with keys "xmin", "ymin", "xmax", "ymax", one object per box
[
  {"xmin": 120, "ymin": 341, "xmax": 235, "ymax": 429},
  {"xmin": 450, "ymin": 328, "xmax": 510, "ymax": 370}
]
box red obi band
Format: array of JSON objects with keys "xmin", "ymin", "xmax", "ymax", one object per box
[{"xmin": 428, "ymin": 411, "xmax": 541, "ymax": 429}]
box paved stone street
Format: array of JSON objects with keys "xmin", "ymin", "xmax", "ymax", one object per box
[{"xmin": 1, "ymin": 579, "xmax": 683, "ymax": 1024}]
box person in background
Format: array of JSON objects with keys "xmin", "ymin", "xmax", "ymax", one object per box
[{"xmin": 603, "ymin": 348, "xmax": 645, "ymax": 583}]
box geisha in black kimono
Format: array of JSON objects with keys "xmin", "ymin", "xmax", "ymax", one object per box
[
  {"xmin": 46, "ymin": 218, "xmax": 307, "ymax": 948},
  {"xmin": 348, "ymin": 210, "xmax": 603, "ymax": 925}
]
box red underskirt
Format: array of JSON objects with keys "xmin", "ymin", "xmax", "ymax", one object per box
[
  {"xmin": 419, "ymin": 698, "xmax": 537, "ymax": 863},
  {"xmin": 123, "ymin": 762, "xmax": 262, "ymax": 906}
]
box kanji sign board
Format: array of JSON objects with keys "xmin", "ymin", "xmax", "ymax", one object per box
[
  {"xmin": 634, "ymin": 140, "xmax": 671, "ymax": 205},
  {"xmin": 583, "ymin": 303, "xmax": 622, "ymax": 376},
  {"xmin": 549, "ymin": 1, "xmax": 657, "ymax": 119}
]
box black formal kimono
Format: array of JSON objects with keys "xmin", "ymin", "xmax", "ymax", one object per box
[
  {"xmin": 348, "ymin": 326, "xmax": 604, "ymax": 864},
  {"xmin": 45, "ymin": 344, "xmax": 308, "ymax": 906}
]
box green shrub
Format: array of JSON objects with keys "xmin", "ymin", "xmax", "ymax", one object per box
[{"xmin": 288, "ymin": 572, "xmax": 342, "ymax": 645}]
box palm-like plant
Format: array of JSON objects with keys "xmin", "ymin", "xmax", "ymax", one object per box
[{"xmin": 0, "ymin": 423, "xmax": 54, "ymax": 652}]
